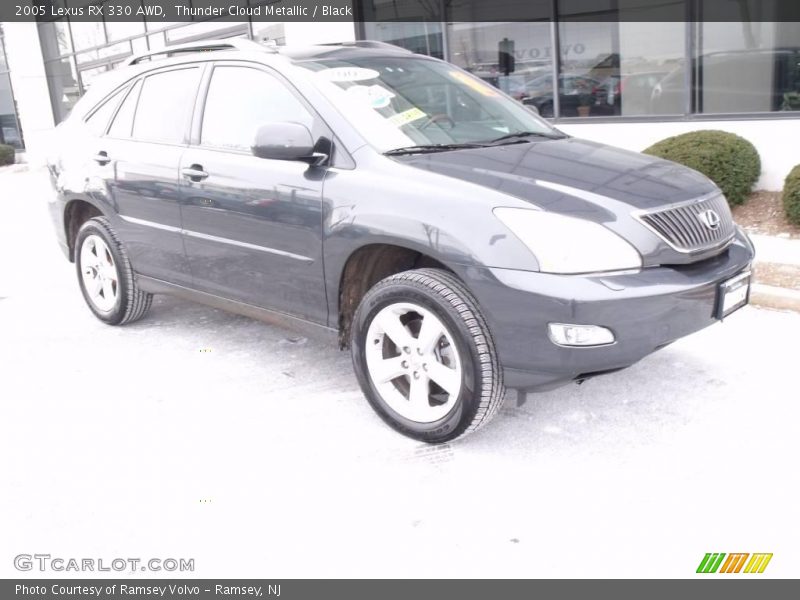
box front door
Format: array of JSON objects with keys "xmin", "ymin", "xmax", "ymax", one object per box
[{"xmin": 179, "ymin": 64, "xmax": 328, "ymax": 323}]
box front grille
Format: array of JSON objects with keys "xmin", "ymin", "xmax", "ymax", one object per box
[{"xmin": 637, "ymin": 193, "xmax": 735, "ymax": 253}]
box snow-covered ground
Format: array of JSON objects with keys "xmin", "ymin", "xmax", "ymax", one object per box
[{"xmin": 1, "ymin": 167, "xmax": 798, "ymax": 578}]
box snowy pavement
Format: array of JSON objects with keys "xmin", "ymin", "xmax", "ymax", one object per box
[{"xmin": 1, "ymin": 168, "xmax": 798, "ymax": 578}]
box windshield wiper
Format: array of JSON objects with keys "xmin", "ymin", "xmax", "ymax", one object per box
[
  {"xmin": 384, "ymin": 143, "xmax": 486, "ymax": 156},
  {"xmin": 486, "ymin": 131, "xmax": 566, "ymax": 145}
]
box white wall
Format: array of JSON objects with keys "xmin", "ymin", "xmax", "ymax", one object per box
[
  {"xmin": 557, "ymin": 119, "xmax": 799, "ymax": 191},
  {"xmin": 3, "ymin": 22, "xmax": 55, "ymax": 164}
]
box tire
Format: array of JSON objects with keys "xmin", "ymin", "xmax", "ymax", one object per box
[
  {"xmin": 351, "ymin": 268, "xmax": 505, "ymax": 443},
  {"xmin": 75, "ymin": 216, "xmax": 152, "ymax": 325}
]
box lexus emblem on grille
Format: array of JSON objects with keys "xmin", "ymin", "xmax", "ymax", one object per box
[{"xmin": 699, "ymin": 209, "xmax": 721, "ymax": 230}]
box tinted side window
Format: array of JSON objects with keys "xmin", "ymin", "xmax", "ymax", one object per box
[
  {"xmin": 107, "ymin": 79, "xmax": 141, "ymax": 139},
  {"xmin": 132, "ymin": 68, "xmax": 201, "ymax": 144},
  {"xmin": 84, "ymin": 86, "xmax": 126, "ymax": 136},
  {"xmin": 201, "ymin": 66, "xmax": 313, "ymax": 152}
]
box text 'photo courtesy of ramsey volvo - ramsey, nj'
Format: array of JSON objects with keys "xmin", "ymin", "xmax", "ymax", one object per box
[{"xmin": 45, "ymin": 39, "xmax": 754, "ymax": 443}]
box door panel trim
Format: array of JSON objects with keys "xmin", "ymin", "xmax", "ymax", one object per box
[
  {"xmin": 182, "ymin": 229, "xmax": 314, "ymax": 263},
  {"xmin": 119, "ymin": 214, "xmax": 314, "ymax": 263},
  {"xmin": 119, "ymin": 214, "xmax": 181, "ymax": 233}
]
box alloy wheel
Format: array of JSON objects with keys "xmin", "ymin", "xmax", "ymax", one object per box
[
  {"xmin": 79, "ymin": 234, "xmax": 119, "ymax": 312},
  {"xmin": 365, "ymin": 302, "xmax": 463, "ymax": 423}
]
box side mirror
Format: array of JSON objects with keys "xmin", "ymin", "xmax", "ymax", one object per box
[
  {"xmin": 525, "ymin": 104, "xmax": 540, "ymax": 116},
  {"xmin": 251, "ymin": 122, "xmax": 326, "ymax": 165}
]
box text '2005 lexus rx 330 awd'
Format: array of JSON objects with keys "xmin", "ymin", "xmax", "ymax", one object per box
[{"xmin": 46, "ymin": 39, "xmax": 754, "ymax": 443}]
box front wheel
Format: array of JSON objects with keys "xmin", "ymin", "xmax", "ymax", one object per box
[
  {"xmin": 351, "ymin": 269, "xmax": 505, "ymax": 443},
  {"xmin": 75, "ymin": 216, "xmax": 152, "ymax": 325}
]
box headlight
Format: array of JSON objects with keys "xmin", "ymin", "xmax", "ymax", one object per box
[{"xmin": 494, "ymin": 207, "xmax": 642, "ymax": 274}]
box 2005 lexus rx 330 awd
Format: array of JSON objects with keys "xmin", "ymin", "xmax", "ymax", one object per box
[{"xmin": 46, "ymin": 39, "xmax": 754, "ymax": 443}]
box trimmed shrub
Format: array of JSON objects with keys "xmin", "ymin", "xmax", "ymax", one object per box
[
  {"xmin": 0, "ymin": 144, "xmax": 14, "ymax": 167},
  {"xmin": 783, "ymin": 165, "xmax": 800, "ymax": 226},
  {"xmin": 643, "ymin": 130, "xmax": 760, "ymax": 207}
]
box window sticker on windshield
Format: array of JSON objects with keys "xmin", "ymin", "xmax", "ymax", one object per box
[
  {"xmin": 346, "ymin": 84, "xmax": 396, "ymax": 109},
  {"xmin": 317, "ymin": 67, "xmax": 380, "ymax": 82},
  {"xmin": 388, "ymin": 107, "xmax": 427, "ymax": 127},
  {"xmin": 449, "ymin": 71, "xmax": 499, "ymax": 97}
]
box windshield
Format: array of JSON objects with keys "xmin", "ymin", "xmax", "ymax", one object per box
[{"xmin": 294, "ymin": 55, "xmax": 561, "ymax": 152}]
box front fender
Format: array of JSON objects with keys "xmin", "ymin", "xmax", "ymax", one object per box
[{"xmin": 321, "ymin": 151, "xmax": 543, "ymax": 327}]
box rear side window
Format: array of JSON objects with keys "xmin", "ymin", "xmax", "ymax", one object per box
[
  {"xmin": 200, "ymin": 66, "xmax": 314, "ymax": 152},
  {"xmin": 107, "ymin": 79, "xmax": 141, "ymax": 139},
  {"xmin": 84, "ymin": 86, "xmax": 126, "ymax": 136},
  {"xmin": 132, "ymin": 67, "xmax": 201, "ymax": 144}
]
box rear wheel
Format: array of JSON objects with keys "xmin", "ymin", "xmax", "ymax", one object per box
[
  {"xmin": 75, "ymin": 217, "xmax": 152, "ymax": 325},
  {"xmin": 351, "ymin": 268, "xmax": 505, "ymax": 443}
]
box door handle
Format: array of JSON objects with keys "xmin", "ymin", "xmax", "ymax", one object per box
[
  {"xmin": 181, "ymin": 165, "xmax": 208, "ymax": 181},
  {"xmin": 93, "ymin": 151, "xmax": 110, "ymax": 165}
]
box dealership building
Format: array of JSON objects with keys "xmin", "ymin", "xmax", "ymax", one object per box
[{"xmin": 1, "ymin": 0, "xmax": 798, "ymax": 188}]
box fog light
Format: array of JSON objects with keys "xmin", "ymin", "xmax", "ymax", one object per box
[{"xmin": 548, "ymin": 323, "xmax": 615, "ymax": 347}]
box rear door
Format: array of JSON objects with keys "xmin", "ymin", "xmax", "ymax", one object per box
[
  {"xmin": 178, "ymin": 63, "xmax": 328, "ymax": 323},
  {"xmin": 77, "ymin": 82, "xmax": 130, "ymax": 210},
  {"xmin": 104, "ymin": 65, "xmax": 203, "ymax": 285}
]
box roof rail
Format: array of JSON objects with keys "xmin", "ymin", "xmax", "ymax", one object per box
[
  {"xmin": 320, "ymin": 40, "xmax": 413, "ymax": 53},
  {"xmin": 125, "ymin": 38, "xmax": 275, "ymax": 66}
]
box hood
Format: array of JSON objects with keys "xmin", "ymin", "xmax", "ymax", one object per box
[
  {"xmin": 399, "ymin": 137, "xmax": 717, "ymax": 215},
  {"xmin": 398, "ymin": 137, "xmax": 727, "ymax": 266}
]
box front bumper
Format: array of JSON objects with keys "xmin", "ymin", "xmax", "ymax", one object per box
[{"xmin": 457, "ymin": 229, "xmax": 755, "ymax": 391}]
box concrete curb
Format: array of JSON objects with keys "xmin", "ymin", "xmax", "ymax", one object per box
[
  {"xmin": 750, "ymin": 233, "xmax": 800, "ymax": 266},
  {"xmin": 0, "ymin": 163, "xmax": 29, "ymax": 175},
  {"xmin": 750, "ymin": 282, "xmax": 800, "ymax": 313},
  {"xmin": 748, "ymin": 235, "xmax": 800, "ymax": 312}
]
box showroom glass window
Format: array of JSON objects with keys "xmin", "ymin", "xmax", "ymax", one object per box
[
  {"xmin": 696, "ymin": 21, "xmax": 800, "ymax": 113},
  {"xmin": 363, "ymin": 22, "xmax": 444, "ymax": 58},
  {"xmin": 105, "ymin": 21, "xmax": 146, "ymax": 44},
  {"xmin": 358, "ymin": 1, "xmax": 445, "ymax": 57},
  {"xmin": 0, "ymin": 25, "xmax": 24, "ymax": 149},
  {"xmin": 446, "ymin": 22, "xmax": 553, "ymax": 110},
  {"xmin": 69, "ymin": 21, "xmax": 106, "ymax": 53},
  {"xmin": 557, "ymin": 0, "xmax": 686, "ymax": 117},
  {"xmin": 358, "ymin": 1, "xmax": 688, "ymax": 119},
  {"xmin": 444, "ymin": 1, "xmax": 553, "ymax": 111},
  {"xmin": 166, "ymin": 21, "xmax": 250, "ymax": 45}
]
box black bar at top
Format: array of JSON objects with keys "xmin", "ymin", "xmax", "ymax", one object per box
[{"xmin": 7, "ymin": 0, "xmax": 800, "ymax": 23}]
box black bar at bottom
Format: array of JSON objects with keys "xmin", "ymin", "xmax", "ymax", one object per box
[{"xmin": 2, "ymin": 579, "xmax": 799, "ymax": 600}]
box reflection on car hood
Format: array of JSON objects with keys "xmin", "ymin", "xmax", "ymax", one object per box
[{"xmin": 398, "ymin": 137, "xmax": 718, "ymax": 221}]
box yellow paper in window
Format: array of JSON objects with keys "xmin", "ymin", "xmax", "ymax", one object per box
[
  {"xmin": 449, "ymin": 71, "xmax": 499, "ymax": 96},
  {"xmin": 388, "ymin": 107, "xmax": 427, "ymax": 127}
]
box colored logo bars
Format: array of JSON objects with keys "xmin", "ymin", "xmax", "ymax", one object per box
[{"xmin": 696, "ymin": 553, "xmax": 773, "ymax": 574}]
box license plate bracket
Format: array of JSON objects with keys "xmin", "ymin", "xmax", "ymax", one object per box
[{"xmin": 716, "ymin": 270, "xmax": 751, "ymax": 319}]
